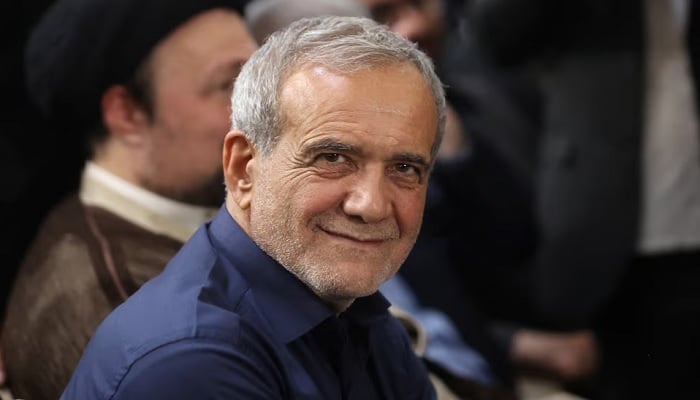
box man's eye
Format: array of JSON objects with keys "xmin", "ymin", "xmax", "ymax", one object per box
[
  {"xmin": 395, "ymin": 163, "xmax": 418, "ymax": 175},
  {"xmin": 312, "ymin": 153, "xmax": 354, "ymax": 176},
  {"xmin": 322, "ymin": 153, "xmax": 344, "ymax": 163},
  {"xmin": 391, "ymin": 163, "xmax": 422, "ymax": 184}
]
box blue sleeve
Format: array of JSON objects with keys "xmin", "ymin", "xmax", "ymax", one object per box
[{"xmin": 111, "ymin": 338, "xmax": 284, "ymax": 400}]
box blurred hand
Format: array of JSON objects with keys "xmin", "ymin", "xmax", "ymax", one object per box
[{"xmin": 511, "ymin": 329, "xmax": 599, "ymax": 383}]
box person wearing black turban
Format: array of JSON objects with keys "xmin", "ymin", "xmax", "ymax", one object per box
[{"xmin": 0, "ymin": 1, "xmax": 256, "ymax": 398}]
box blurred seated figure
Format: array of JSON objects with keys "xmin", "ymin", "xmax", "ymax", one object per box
[
  {"xmin": 465, "ymin": 0, "xmax": 700, "ymax": 398},
  {"xmin": 0, "ymin": 0, "xmax": 257, "ymax": 398}
]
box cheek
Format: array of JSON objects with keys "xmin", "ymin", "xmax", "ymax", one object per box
[
  {"xmin": 210, "ymin": 99, "xmax": 234, "ymax": 135},
  {"xmin": 290, "ymin": 181, "xmax": 346, "ymax": 220},
  {"xmin": 395, "ymin": 193, "xmax": 427, "ymax": 236},
  {"xmin": 158, "ymin": 90, "xmax": 231, "ymax": 138},
  {"xmin": 170, "ymin": 111, "xmax": 230, "ymax": 164},
  {"xmin": 188, "ymin": 104, "xmax": 231, "ymax": 144}
]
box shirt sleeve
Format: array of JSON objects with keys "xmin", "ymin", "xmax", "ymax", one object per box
[{"xmin": 111, "ymin": 337, "xmax": 284, "ymax": 400}]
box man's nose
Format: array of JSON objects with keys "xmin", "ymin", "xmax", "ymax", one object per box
[{"xmin": 342, "ymin": 169, "xmax": 392, "ymax": 223}]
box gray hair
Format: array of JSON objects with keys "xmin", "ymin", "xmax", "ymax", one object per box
[
  {"xmin": 245, "ymin": 0, "xmax": 370, "ymax": 43},
  {"xmin": 230, "ymin": 15, "xmax": 446, "ymax": 160}
]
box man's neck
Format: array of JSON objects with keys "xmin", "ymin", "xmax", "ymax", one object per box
[{"xmin": 80, "ymin": 162, "xmax": 218, "ymax": 242}]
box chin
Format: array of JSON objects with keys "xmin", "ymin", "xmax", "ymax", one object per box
[{"xmin": 286, "ymin": 254, "xmax": 397, "ymax": 304}]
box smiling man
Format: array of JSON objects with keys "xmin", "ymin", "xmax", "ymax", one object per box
[
  {"xmin": 242, "ymin": 63, "xmax": 437, "ymax": 312},
  {"xmin": 62, "ymin": 16, "xmax": 446, "ymax": 399}
]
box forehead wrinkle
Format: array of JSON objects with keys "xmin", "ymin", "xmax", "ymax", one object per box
[
  {"xmin": 280, "ymin": 65, "xmax": 421, "ymax": 127},
  {"xmin": 290, "ymin": 107, "xmax": 414, "ymax": 140},
  {"xmin": 283, "ymin": 107, "xmax": 368, "ymax": 148},
  {"xmin": 278, "ymin": 64, "xmax": 437, "ymax": 161}
]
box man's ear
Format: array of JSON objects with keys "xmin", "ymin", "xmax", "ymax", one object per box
[
  {"xmin": 101, "ymin": 85, "xmax": 149, "ymax": 145},
  {"xmin": 223, "ymin": 129, "xmax": 255, "ymax": 210}
]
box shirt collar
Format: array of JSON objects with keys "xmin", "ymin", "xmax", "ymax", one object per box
[
  {"xmin": 208, "ymin": 206, "xmax": 390, "ymax": 343},
  {"xmin": 79, "ymin": 162, "xmax": 219, "ymax": 242}
]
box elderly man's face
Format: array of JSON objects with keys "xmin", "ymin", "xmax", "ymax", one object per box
[
  {"xmin": 248, "ymin": 63, "xmax": 438, "ymax": 310},
  {"xmin": 139, "ymin": 9, "xmax": 257, "ymax": 206}
]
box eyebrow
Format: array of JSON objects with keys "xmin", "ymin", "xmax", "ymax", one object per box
[
  {"xmin": 302, "ymin": 137, "xmax": 430, "ymax": 170},
  {"xmin": 301, "ymin": 138, "xmax": 361, "ymax": 158}
]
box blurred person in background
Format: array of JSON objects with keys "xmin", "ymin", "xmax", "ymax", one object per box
[
  {"xmin": 467, "ymin": 0, "xmax": 700, "ymax": 398},
  {"xmin": 0, "ymin": 0, "xmax": 256, "ymax": 398}
]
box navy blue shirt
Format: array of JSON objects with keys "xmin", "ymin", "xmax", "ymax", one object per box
[{"xmin": 61, "ymin": 207, "xmax": 436, "ymax": 399}]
